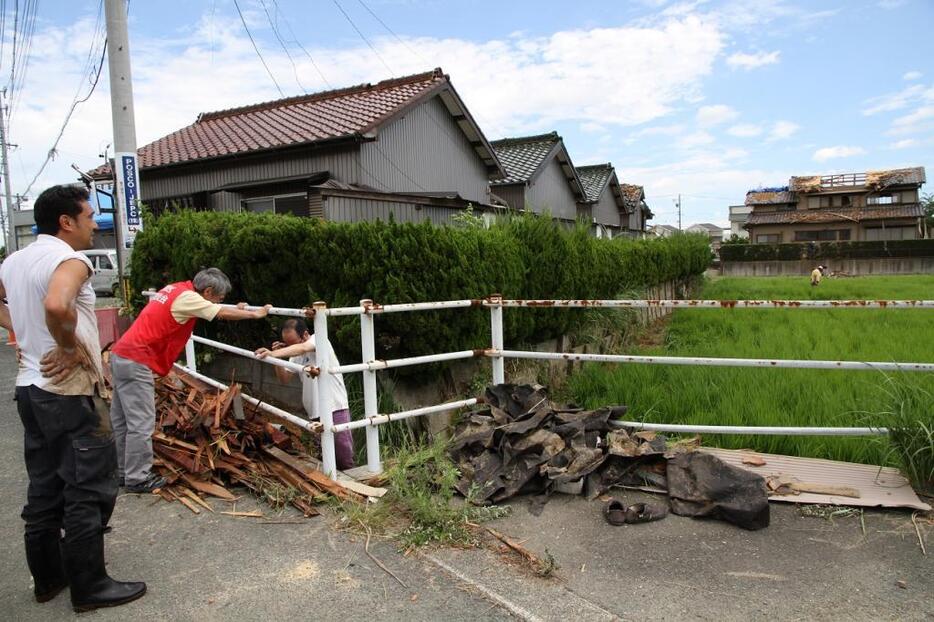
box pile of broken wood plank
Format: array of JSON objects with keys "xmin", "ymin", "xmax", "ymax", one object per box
[{"xmin": 147, "ymin": 369, "xmax": 370, "ymax": 516}]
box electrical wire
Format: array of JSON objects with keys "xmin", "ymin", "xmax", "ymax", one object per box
[
  {"xmin": 355, "ymin": 0, "xmax": 426, "ymax": 64},
  {"xmin": 271, "ymin": 0, "xmax": 330, "ymax": 88},
  {"xmin": 331, "ymin": 0, "xmax": 393, "ymax": 76},
  {"xmin": 259, "ymin": 0, "xmax": 306, "ymax": 93},
  {"xmin": 232, "ymin": 0, "xmax": 284, "ymax": 98}
]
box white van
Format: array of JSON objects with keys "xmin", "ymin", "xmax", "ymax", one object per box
[{"xmin": 80, "ymin": 249, "xmax": 123, "ymax": 297}]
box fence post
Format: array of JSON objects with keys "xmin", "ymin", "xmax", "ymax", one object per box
[
  {"xmin": 360, "ymin": 299, "xmax": 382, "ymax": 474},
  {"xmin": 184, "ymin": 337, "xmax": 197, "ymax": 372},
  {"xmin": 489, "ymin": 293, "xmax": 505, "ymax": 385},
  {"xmin": 312, "ymin": 301, "xmax": 337, "ymax": 479}
]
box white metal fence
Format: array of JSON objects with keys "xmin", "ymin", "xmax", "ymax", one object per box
[{"xmin": 155, "ymin": 292, "xmax": 934, "ymax": 479}]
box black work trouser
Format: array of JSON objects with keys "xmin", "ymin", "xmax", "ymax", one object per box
[{"xmin": 16, "ymin": 385, "xmax": 118, "ymax": 543}]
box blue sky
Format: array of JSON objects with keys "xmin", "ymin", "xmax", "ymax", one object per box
[{"xmin": 5, "ymin": 0, "xmax": 933, "ymax": 227}]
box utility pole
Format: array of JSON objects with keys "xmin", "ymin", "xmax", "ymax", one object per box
[
  {"xmin": 0, "ymin": 89, "xmax": 16, "ymax": 253},
  {"xmin": 104, "ymin": 0, "xmax": 141, "ymax": 304},
  {"xmin": 676, "ymin": 194, "xmax": 682, "ymax": 231}
]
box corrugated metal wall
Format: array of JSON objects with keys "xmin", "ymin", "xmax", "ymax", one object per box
[
  {"xmin": 359, "ymin": 97, "xmax": 490, "ymax": 203},
  {"xmin": 324, "ymin": 195, "xmax": 463, "ymax": 226},
  {"xmin": 142, "ymin": 148, "xmax": 359, "ymax": 203},
  {"xmin": 526, "ymin": 159, "xmax": 580, "ymax": 221},
  {"xmin": 591, "ymin": 188, "xmax": 621, "ymax": 228},
  {"xmin": 492, "ymin": 185, "xmax": 526, "ymax": 211},
  {"xmin": 629, "ymin": 208, "xmax": 644, "ymax": 231}
]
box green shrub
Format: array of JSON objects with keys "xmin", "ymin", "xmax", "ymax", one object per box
[
  {"xmin": 720, "ymin": 239, "xmax": 934, "ymax": 262},
  {"xmin": 130, "ymin": 211, "xmax": 709, "ymax": 369}
]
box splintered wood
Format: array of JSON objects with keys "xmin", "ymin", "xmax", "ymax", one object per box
[{"xmin": 150, "ymin": 369, "xmax": 364, "ymax": 516}]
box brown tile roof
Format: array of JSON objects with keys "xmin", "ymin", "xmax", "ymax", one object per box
[
  {"xmin": 746, "ymin": 204, "xmax": 923, "ymax": 226},
  {"xmin": 620, "ymin": 183, "xmax": 644, "ymax": 209},
  {"xmin": 90, "ymin": 68, "xmax": 502, "ymax": 176}
]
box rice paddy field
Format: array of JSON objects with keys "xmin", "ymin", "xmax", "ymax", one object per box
[{"xmin": 568, "ymin": 275, "xmax": 934, "ymax": 469}]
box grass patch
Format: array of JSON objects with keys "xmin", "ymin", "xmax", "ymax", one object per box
[
  {"xmin": 334, "ymin": 439, "xmax": 510, "ymax": 550},
  {"xmin": 568, "ymin": 275, "xmax": 934, "ymax": 469}
]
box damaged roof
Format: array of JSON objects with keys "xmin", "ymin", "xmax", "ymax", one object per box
[
  {"xmin": 745, "ymin": 189, "xmax": 796, "ymax": 205},
  {"xmin": 621, "ymin": 183, "xmax": 652, "ymax": 217},
  {"xmin": 88, "ymin": 68, "xmax": 503, "ymax": 176},
  {"xmin": 746, "ymin": 204, "xmax": 923, "ymax": 226},
  {"xmin": 490, "ymin": 132, "xmax": 586, "ymax": 199},
  {"xmin": 788, "ymin": 166, "xmax": 926, "ymax": 192}
]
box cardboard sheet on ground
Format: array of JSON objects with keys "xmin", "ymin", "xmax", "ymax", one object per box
[{"xmin": 700, "ymin": 448, "xmax": 931, "ymax": 512}]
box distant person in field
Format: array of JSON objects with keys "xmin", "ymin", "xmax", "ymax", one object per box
[
  {"xmin": 810, "ymin": 265, "xmax": 826, "ymax": 287},
  {"xmin": 255, "ymin": 318, "xmax": 354, "ymax": 470}
]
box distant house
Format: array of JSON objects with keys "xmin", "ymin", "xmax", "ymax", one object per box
[
  {"xmin": 89, "ymin": 68, "xmax": 507, "ymax": 226},
  {"xmin": 686, "ymin": 223, "xmax": 725, "ymax": 256},
  {"xmin": 728, "ymin": 204, "xmax": 751, "ymax": 239},
  {"xmin": 744, "ymin": 167, "xmax": 927, "ymax": 244},
  {"xmin": 489, "ymin": 132, "xmax": 587, "ymax": 224},
  {"xmin": 575, "ymin": 163, "xmax": 630, "ymax": 238},
  {"xmin": 650, "ymin": 224, "xmax": 680, "ymax": 238},
  {"xmin": 620, "ymin": 184, "xmax": 653, "ymax": 234}
]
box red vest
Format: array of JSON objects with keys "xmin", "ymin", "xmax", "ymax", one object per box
[{"xmin": 113, "ymin": 281, "xmax": 199, "ymax": 376}]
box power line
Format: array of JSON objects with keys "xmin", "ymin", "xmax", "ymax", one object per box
[
  {"xmin": 22, "ymin": 35, "xmax": 107, "ymax": 196},
  {"xmin": 271, "ymin": 0, "xmax": 331, "ymax": 88},
  {"xmin": 259, "ymin": 0, "xmax": 306, "ymax": 93},
  {"xmin": 331, "ymin": 0, "xmax": 394, "ymax": 76},
  {"xmin": 355, "ymin": 0, "xmax": 426, "ymax": 64},
  {"xmin": 8, "ymin": 0, "xmax": 39, "ymax": 123},
  {"xmin": 232, "ymin": 0, "xmax": 284, "ymax": 98}
]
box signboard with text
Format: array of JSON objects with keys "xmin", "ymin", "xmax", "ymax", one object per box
[{"xmin": 113, "ymin": 152, "xmax": 142, "ymax": 248}]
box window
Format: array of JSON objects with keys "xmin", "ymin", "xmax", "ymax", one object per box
[
  {"xmin": 840, "ymin": 195, "xmax": 851, "ymax": 207},
  {"xmin": 794, "ymin": 229, "xmax": 851, "ymax": 242},
  {"xmin": 241, "ymin": 193, "xmax": 307, "ymax": 216},
  {"xmin": 865, "ymin": 226, "xmax": 916, "ymax": 241},
  {"xmin": 756, "ymin": 234, "xmax": 782, "ymax": 244},
  {"xmin": 867, "ymin": 193, "xmax": 898, "ymax": 205},
  {"xmin": 98, "ymin": 255, "xmax": 114, "ymax": 270},
  {"xmin": 807, "ymin": 197, "xmax": 821, "ymax": 210}
]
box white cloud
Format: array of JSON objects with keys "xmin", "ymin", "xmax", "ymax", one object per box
[
  {"xmin": 812, "ymin": 145, "xmax": 867, "ymax": 162},
  {"xmin": 903, "ymin": 71, "xmax": 922, "ymax": 81},
  {"xmin": 862, "ymin": 84, "xmax": 926, "ymax": 115},
  {"xmin": 696, "ymin": 104, "xmax": 738, "ymax": 126},
  {"xmin": 6, "ymin": 11, "xmax": 728, "ymax": 195},
  {"xmin": 766, "ymin": 120, "xmax": 800, "ymax": 141},
  {"xmin": 890, "ymin": 138, "xmax": 918, "ymax": 149},
  {"xmin": 726, "ymin": 50, "xmax": 780, "ymax": 70},
  {"xmin": 889, "ymin": 105, "xmax": 934, "ymax": 135},
  {"xmin": 580, "ymin": 122, "xmax": 607, "ymax": 134},
  {"xmin": 679, "ymin": 130, "xmax": 716, "ymax": 148},
  {"xmin": 726, "ymin": 123, "xmax": 762, "ymax": 137},
  {"xmin": 633, "ymin": 124, "xmax": 686, "ymax": 137}
]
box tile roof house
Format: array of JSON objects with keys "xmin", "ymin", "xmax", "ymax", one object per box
[
  {"xmin": 575, "ymin": 163, "xmax": 631, "ymax": 238},
  {"xmin": 620, "ymin": 184, "xmax": 653, "ymax": 233},
  {"xmin": 744, "ymin": 167, "xmax": 927, "ymax": 243},
  {"xmin": 89, "ymin": 68, "xmax": 508, "ymax": 226},
  {"xmin": 489, "ymin": 132, "xmax": 587, "ymax": 224}
]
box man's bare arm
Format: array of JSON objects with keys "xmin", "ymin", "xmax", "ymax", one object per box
[
  {"xmin": 41, "ymin": 259, "xmax": 92, "ymax": 383},
  {"xmin": 216, "ymin": 303, "xmax": 272, "ymax": 320},
  {"xmin": 0, "ymin": 280, "xmax": 11, "ymax": 332}
]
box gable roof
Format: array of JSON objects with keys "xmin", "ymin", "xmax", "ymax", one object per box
[
  {"xmin": 89, "ymin": 68, "xmax": 503, "ymax": 177},
  {"xmin": 576, "ymin": 163, "xmax": 627, "ymax": 211},
  {"xmin": 687, "ymin": 223, "xmax": 724, "ymax": 233},
  {"xmin": 489, "ymin": 132, "xmax": 586, "ymax": 200}
]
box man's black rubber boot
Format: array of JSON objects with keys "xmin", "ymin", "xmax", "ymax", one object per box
[
  {"xmin": 24, "ymin": 532, "xmax": 68, "ymax": 603},
  {"xmin": 63, "ymin": 535, "xmax": 147, "ymax": 613}
]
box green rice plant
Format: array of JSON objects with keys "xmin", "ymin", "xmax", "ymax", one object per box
[{"xmin": 868, "ymin": 375, "xmax": 934, "ymax": 492}]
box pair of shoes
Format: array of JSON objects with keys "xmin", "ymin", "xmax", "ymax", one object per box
[
  {"xmin": 24, "ymin": 532, "xmax": 67, "ymax": 603},
  {"xmin": 63, "ymin": 535, "xmax": 146, "ymax": 612},
  {"xmin": 603, "ymin": 498, "xmax": 668, "ymax": 525},
  {"xmin": 124, "ymin": 473, "xmax": 167, "ymax": 494}
]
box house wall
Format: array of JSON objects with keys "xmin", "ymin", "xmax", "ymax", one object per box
[
  {"xmin": 526, "ymin": 159, "xmax": 580, "ymax": 221},
  {"xmin": 358, "ymin": 96, "xmax": 491, "ymax": 204},
  {"xmin": 629, "ymin": 208, "xmax": 646, "ymax": 231},
  {"xmin": 491, "ymin": 184, "xmax": 526, "ymax": 211},
  {"xmin": 323, "ymin": 195, "xmax": 465, "ymax": 226},
  {"xmin": 590, "ymin": 188, "xmax": 621, "ymax": 228},
  {"xmin": 141, "ymin": 148, "xmax": 360, "ymax": 211},
  {"xmin": 748, "ymin": 219, "xmax": 920, "ymax": 243}
]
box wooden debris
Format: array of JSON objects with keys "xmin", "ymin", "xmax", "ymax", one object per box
[
  {"xmin": 220, "ymin": 510, "xmax": 265, "ymax": 518},
  {"xmin": 140, "ymin": 368, "xmax": 365, "ymax": 517},
  {"xmin": 742, "ymin": 455, "xmax": 767, "ymax": 467}
]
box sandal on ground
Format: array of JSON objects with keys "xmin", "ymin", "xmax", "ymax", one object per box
[
  {"xmin": 624, "ymin": 502, "xmax": 668, "ymax": 524},
  {"xmin": 603, "ymin": 498, "xmax": 628, "ymax": 526}
]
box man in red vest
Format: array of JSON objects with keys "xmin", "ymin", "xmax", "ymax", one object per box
[{"xmin": 110, "ymin": 268, "xmax": 270, "ymax": 493}]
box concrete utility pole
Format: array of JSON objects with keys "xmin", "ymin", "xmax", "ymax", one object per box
[
  {"xmin": 0, "ymin": 90, "xmax": 16, "ymax": 253},
  {"xmin": 104, "ymin": 0, "xmax": 140, "ymax": 302},
  {"xmin": 676, "ymin": 194, "xmax": 682, "ymax": 231}
]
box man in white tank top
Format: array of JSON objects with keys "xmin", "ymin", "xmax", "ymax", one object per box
[{"xmin": 0, "ymin": 185, "xmax": 146, "ymax": 612}]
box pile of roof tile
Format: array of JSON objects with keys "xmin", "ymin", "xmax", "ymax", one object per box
[{"xmin": 148, "ymin": 369, "xmax": 364, "ymax": 515}]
